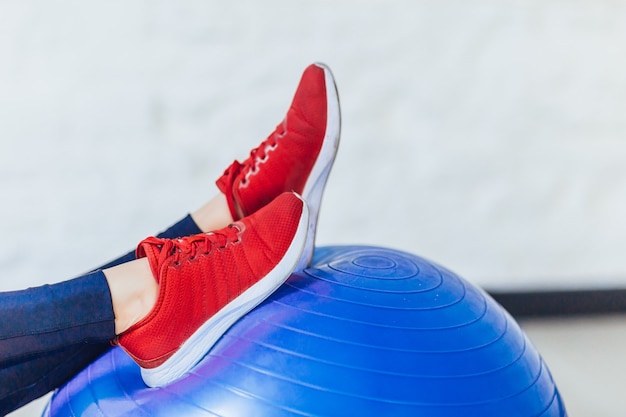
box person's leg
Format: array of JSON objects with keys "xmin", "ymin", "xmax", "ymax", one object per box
[
  {"xmin": 0, "ymin": 62, "xmax": 341, "ymax": 414},
  {"xmin": 0, "ymin": 270, "xmax": 115, "ymax": 415},
  {"xmin": 0, "ymin": 193, "xmax": 307, "ymax": 415},
  {"xmin": 0, "ymin": 199, "xmax": 246, "ymax": 414},
  {"xmin": 0, "ymin": 211, "xmax": 210, "ymax": 415},
  {"xmin": 0, "ymin": 343, "xmax": 114, "ymax": 415},
  {"xmin": 0, "ymin": 271, "xmax": 115, "ymax": 368}
]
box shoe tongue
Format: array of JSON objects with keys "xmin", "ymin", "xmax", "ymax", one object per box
[{"xmin": 216, "ymin": 160, "xmax": 244, "ymax": 220}]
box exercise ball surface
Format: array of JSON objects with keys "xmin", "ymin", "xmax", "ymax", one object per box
[{"xmin": 43, "ymin": 245, "xmax": 567, "ymax": 417}]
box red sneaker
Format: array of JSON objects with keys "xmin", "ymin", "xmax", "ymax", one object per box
[
  {"xmin": 216, "ymin": 63, "xmax": 340, "ymax": 270},
  {"xmin": 115, "ymin": 192, "xmax": 309, "ymax": 387}
]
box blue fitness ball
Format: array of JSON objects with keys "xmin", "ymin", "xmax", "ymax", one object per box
[{"xmin": 43, "ymin": 245, "xmax": 567, "ymax": 416}]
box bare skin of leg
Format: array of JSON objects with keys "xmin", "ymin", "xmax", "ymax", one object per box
[
  {"xmin": 104, "ymin": 193, "xmax": 233, "ymax": 335},
  {"xmin": 190, "ymin": 194, "xmax": 234, "ymax": 233},
  {"xmin": 104, "ymin": 258, "xmax": 158, "ymax": 335}
]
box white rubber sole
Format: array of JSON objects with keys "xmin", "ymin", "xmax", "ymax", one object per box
[
  {"xmin": 296, "ymin": 62, "xmax": 341, "ymax": 271},
  {"xmin": 141, "ymin": 198, "xmax": 310, "ymax": 387}
]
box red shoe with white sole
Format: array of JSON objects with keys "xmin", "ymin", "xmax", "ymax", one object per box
[
  {"xmin": 115, "ymin": 192, "xmax": 309, "ymax": 387},
  {"xmin": 216, "ymin": 63, "xmax": 340, "ymax": 271}
]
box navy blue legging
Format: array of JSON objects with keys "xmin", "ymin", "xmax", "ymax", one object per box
[{"xmin": 0, "ymin": 215, "xmax": 201, "ymax": 415}]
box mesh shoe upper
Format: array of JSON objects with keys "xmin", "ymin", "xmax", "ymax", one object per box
[
  {"xmin": 216, "ymin": 63, "xmax": 330, "ymax": 220},
  {"xmin": 116, "ymin": 192, "xmax": 308, "ymax": 377}
]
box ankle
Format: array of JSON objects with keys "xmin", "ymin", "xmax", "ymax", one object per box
[
  {"xmin": 191, "ymin": 194, "xmax": 234, "ymax": 232},
  {"xmin": 104, "ymin": 258, "xmax": 158, "ymax": 335}
]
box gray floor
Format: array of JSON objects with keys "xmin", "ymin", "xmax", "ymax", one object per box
[
  {"xmin": 521, "ymin": 315, "xmax": 626, "ymax": 417},
  {"xmin": 8, "ymin": 314, "xmax": 624, "ymax": 417}
]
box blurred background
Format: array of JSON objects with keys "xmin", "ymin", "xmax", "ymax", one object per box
[{"xmin": 2, "ymin": 1, "xmax": 626, "ymax": 415}]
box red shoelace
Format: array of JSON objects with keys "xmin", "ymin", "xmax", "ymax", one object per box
[
  {"xmin": 141, "ymin": 225, "xmax": 243, "ymax": 270},
  {"xmin": 218, "ymin": 121, "xmax": 286, "ymax": 189}
]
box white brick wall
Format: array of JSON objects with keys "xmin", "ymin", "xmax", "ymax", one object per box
[{"xmin": 2, "ymin": 0, "xmax": 626, "ymax": 292}]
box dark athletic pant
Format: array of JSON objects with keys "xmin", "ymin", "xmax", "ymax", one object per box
[{"xmin": 0, "ymin": 215, "xmax": 202, "ymax": 415}]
